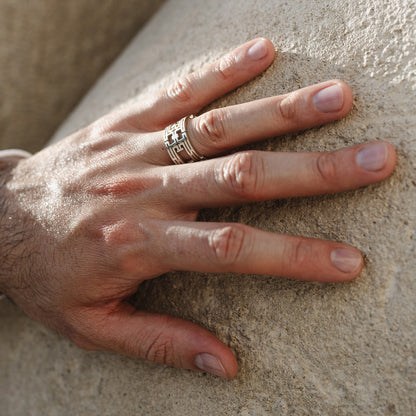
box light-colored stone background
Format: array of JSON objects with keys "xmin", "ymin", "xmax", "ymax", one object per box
[
  {"xmin": 2, "ymin": 0, "xmax": 416, "ymax": 415},
  {"xmin": 0, "ymin": 0, "xmax": 164, "ymax": 153}
]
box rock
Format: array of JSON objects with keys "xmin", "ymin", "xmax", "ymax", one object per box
[
  {"xmin": 1, "ymin": 0, "xmax": 415, "ymax": 414},
  {"xmin": 0, "ymin": 0, "xmax": 165, "ymax": 153}
]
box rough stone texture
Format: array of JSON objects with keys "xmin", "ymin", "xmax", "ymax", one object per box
[
  {"xmin": 0, "ymin": 0, "xmax": 165, "ymax": 153},
  {"xmin": 2, "ymin": 0, "xmax": 416, "ymax": 415}
]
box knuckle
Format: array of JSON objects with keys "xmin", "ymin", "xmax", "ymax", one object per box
[
  {"xmin": 277, "ymin": 92, "xmax": 300, "ymax": 123},
  {"xmin": 316, "ymin": 151, "xmax": 338, "ymax": 184},
  {"xmin": 87, "ymin": 117, "xmax": 116, "ymax": 139},
  {"xmin": 143, "ymin": 321, "xmax": 175, "ymax": 366},
  {"xmin": 102, "ymin": 221, "xmax": 150, "ymax": 274},
  {"xmin": 101, "ymin": 220, "xmax": 146, "ymax": 248},
  {"xmin": 166, "ymin": 75, "xmax": 194, "ymax": 104},
  {"xmin": 219, "ymin": 152, "xmax": 263, "ymax": 199},
  {"xmin": 286, "ymin": 239, "xmax": 311, "ymax": 268},
  {"xmin": 145, "ymin": 337, "xmax": 175, "ymax": 366},
  {"xmin": 213, "ymin": 53, "xmax": 237, "ymax": 81},
  {"xmin": 77, "ymin": 216, "xmax": 151, "ymax": 276},
  {"xmin": 91, "ymin": 175, "xmax": 148, "ymax": 198},
  {"xmin": 195, "ymin": 109, "xmax": 228, "ymax": 150},
  {"xmin": 209, "ymin": 225, "xmax": 247, "ymax": 265}
]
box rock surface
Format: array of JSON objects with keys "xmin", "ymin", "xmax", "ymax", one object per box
[
  {"xmin": 2, "ymin": 0, "xmax": 416, "ymax": 415},
  {"xmin": 0, "ymin": 0, "xmax": 164, "ymax": 152}
]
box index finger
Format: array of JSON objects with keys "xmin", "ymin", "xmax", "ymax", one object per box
[{"xmin": 128, "ymin": 38, "xmax": 276, "ymax": 130}]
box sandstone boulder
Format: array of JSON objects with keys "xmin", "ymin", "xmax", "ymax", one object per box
[
  {"xmin": 2, "ymin": 0, "xmax": 415, "ymax": 414},
  {"xmin": 0, "ymin": 0, "xmax": 164, "ymax": 152}
]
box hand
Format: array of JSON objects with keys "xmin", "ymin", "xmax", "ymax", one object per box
[{"xmin": 0, "ymin": 38, "xmax": 396, "ymax": 378}]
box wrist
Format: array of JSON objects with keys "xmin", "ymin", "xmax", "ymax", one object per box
[{"xmin": 0, "ymin": 149, "xmax": 32, "ymax": 297}]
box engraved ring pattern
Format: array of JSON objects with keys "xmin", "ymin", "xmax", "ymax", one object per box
[{"xmin": 164, "ymin": 115, "xmax": 205, "ymax": 164}]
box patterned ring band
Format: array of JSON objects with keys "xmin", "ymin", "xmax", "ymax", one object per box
[{"xmin": 164, "ymin": 115, "xmax": 205, "ymax": 164}]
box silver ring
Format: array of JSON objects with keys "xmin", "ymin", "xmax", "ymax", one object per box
[{"xmin": 164, "ymin": 115, "xmax": 205, "ymax": 164}]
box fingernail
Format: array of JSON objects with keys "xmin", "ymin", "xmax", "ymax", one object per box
[
  {"xmin": 195, "ymin": 353, "xmax": 227, "ymax": 378},
  {"xmin": 331, "ymin": 248, "xmax": 362, "ymax": 273},
  {"xmin": 247, "ymin": 39, "xmax": 268, "ymax": 61},
  {"xmin": 356, "ymin": 142, "xmax": 388, "ymax": 172},
  {"xmin": 313, "ymin": 84, "xmax": 344, "ymax": 112}
]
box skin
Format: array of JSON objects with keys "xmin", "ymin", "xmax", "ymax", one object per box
[{"xmin": 0, "ymin": 38, "xmax": 396, "ymax": 378}]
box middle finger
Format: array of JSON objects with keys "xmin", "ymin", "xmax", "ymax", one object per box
[{"xmin": 186, "ymin": 80, "xmax": 353, "ymax": 159}]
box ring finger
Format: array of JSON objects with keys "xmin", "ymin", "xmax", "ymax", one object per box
[{"xmin": 148, "ymin": 220, "xmax": 364, "ymax": 282}]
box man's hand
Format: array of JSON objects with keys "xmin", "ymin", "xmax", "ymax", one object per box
[{"xmin": 0, "ymin": 38, "xmax": 396, "ymax": 378}]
